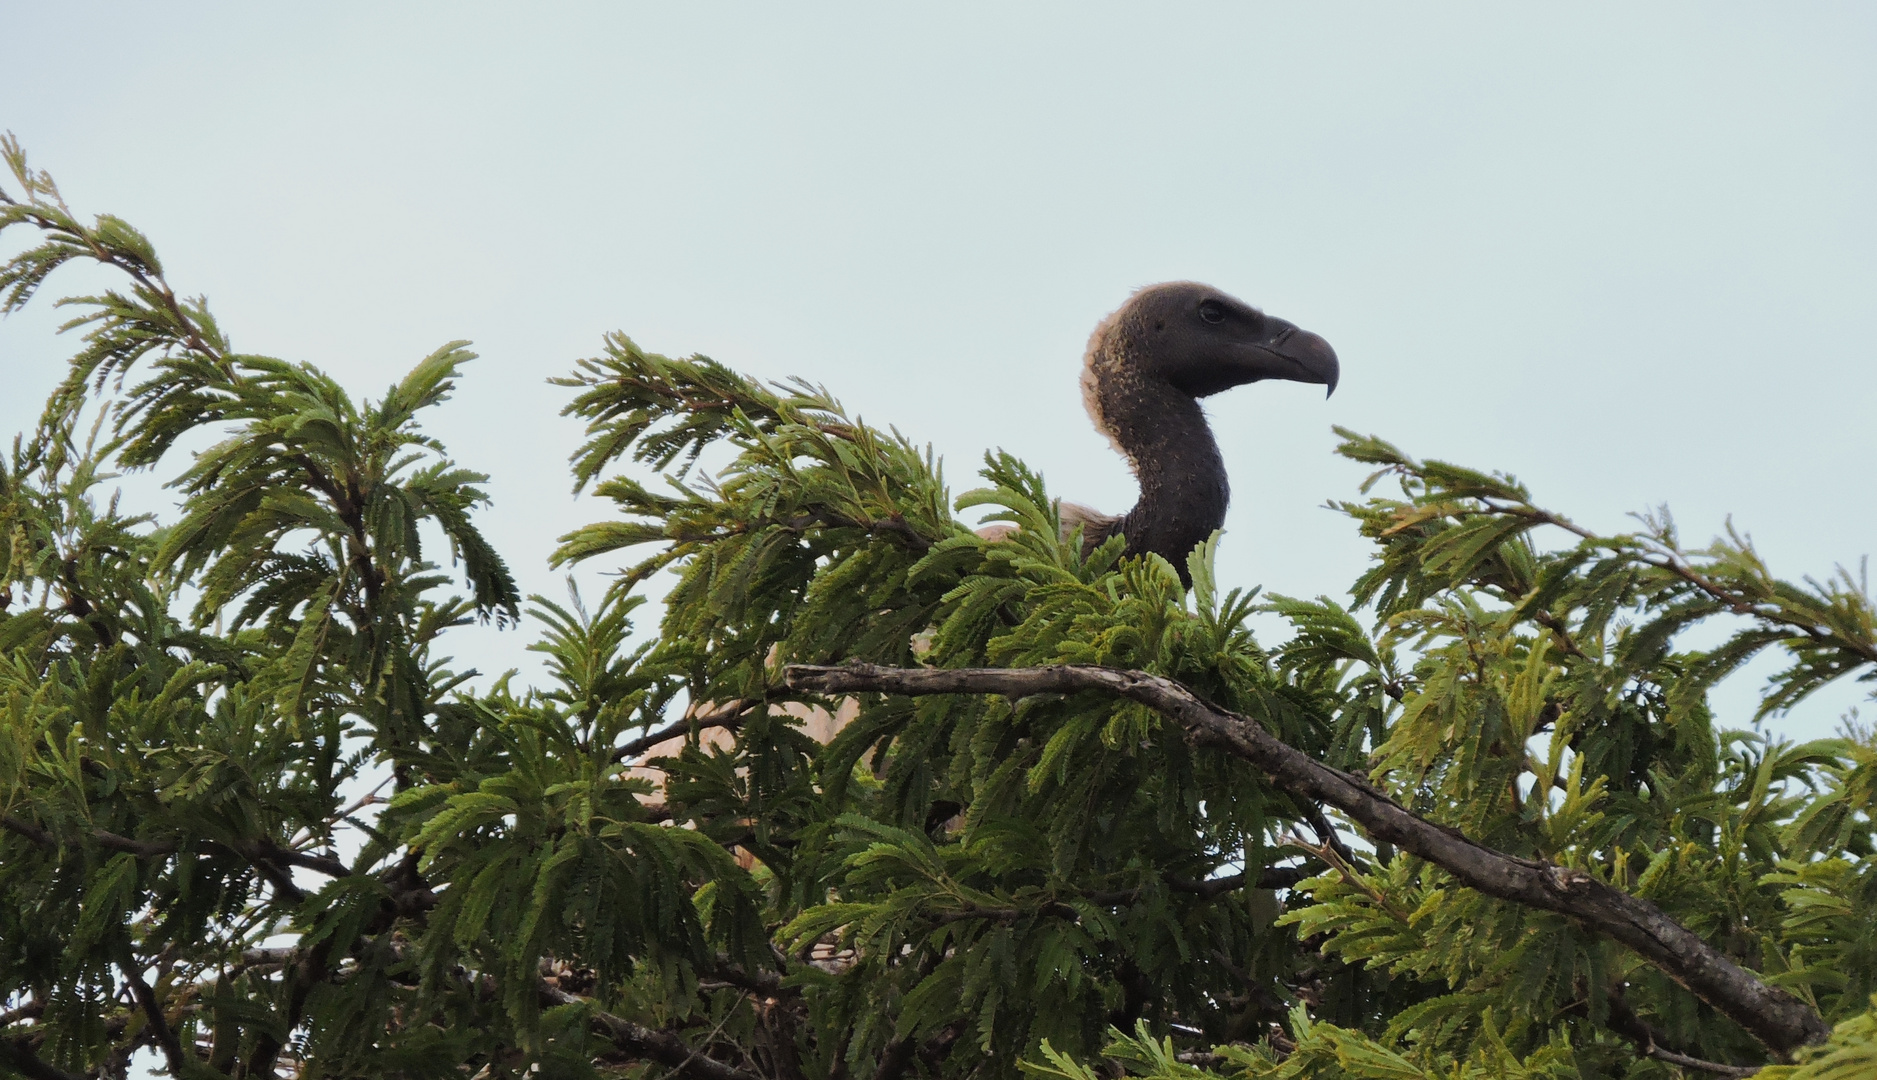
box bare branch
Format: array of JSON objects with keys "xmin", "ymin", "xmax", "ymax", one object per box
[
  {"xmin": 248, "ymin": 838, "xmax": 350, "ymax": 880},
  {"xmin": 237, "ymin": 946, "xmax": 299, "ymax": 971},
  {"xmin": 784, "ymin": 661, "xmax": 1828, "ymax": 1056}
]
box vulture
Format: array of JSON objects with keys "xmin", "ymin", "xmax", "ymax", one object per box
[
  {"xmin": 986, "ymin": 281, "xmax": 1340, "ymax": 581},
  {"xmin": 635, "ymin": 283, "xmax": 1339, "ymax": 836}
]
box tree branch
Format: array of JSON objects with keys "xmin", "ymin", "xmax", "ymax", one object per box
[
  {"xmin": 705, "ymin": 955, "xmax": 792, "ymax": 999},
  {"xmin": 1485, "ymin": 501, "xmax": 1877, "ymax": 668},
  {"xmin": 0, "ymin": 1037, "xmax": 86, "ymax": 1080},
  {"xmin": 868, "ymin": 1033, "xmax": 917, "ymax": 1080},
  {"xmin": 122, "ymin": 963, "xmax": 189, "ymax": 1076},
  {"xmin": 783, "ymin": 662, "xmax": 1828, "ymax": 1057},
  {"xmin": 0, "ymin": 814, "xmax": 347, "ymax": 902},
  {"xmin": 0, "ymin": 1001, "xmax": 43, "ymax": 1028},
  {"xmin": 244, "ymin": 857, "xmax": 436, "ymax": 1076},
  {"xmin": 1080, "ymin": 865, "xmax": 1311, "ymax": 907},
  {"xmin": 0, "ymin": 814, "xmax": 175, "ymax": 860},
  {"xmin": 1604, "ymin": 984, "xmax": 1761, "ymax": 1077},
  {"xmin": 248, "ymin": 837, "xmax": 350, "ymax": 880},
  {"xmin": 613, "ymin": 698, "xmax": 759, "ymax": 764},
  {"xmin": 540, "ymin": 983, "xmax": 763, "ymax": 1080},
  {"xmin": 931, "ymin": 902, "xmax": 1079, "ymax": 926}
]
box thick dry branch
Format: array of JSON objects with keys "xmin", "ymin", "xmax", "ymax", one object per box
[
  {"xmin": 540, "ymin": 983, "xmax": 762, "ymax": 1080},
  {"xmin": 783, "ymin": 662, "xmax": 1828, "ymax": 1056}
]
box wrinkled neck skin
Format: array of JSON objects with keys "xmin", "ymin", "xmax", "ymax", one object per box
[{"xmin": 1080, "ymin": 326, "xmax": 1229, "ymax": 579}]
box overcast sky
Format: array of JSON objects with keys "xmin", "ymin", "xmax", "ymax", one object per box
[{"xmin": 3, "ymin": 4, "xmax": 1873, "ymax": 740}]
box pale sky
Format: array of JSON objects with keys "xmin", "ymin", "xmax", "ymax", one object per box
[{"xmin": 3, "ymin": 4, "xmax": 1874, "ymax": 740}]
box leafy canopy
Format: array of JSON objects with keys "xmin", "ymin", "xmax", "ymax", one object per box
[{"xmin": 1, "ymin": 137, "xmax": 1874, "ymax": 1080}]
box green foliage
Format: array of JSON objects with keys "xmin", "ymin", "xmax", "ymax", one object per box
[{"xmin": 2, "ymin": 138, "xmax": 1874, "ymax": 1080}]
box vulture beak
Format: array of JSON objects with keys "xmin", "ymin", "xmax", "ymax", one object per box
[{"xmin": 1261, "ymin": 326, "xmax": 1340, "ymax": 397}]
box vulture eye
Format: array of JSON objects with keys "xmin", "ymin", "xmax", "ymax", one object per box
[{"xmin": 1197, "ymin": 300, "xmax": 1225, "ymax": 324}]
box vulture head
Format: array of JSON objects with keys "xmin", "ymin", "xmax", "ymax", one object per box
[{"xmin": 1064, "ymin": 281, "xmax": 1339, "ymax": 583}]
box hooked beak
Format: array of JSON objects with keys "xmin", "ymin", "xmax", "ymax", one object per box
[{"xmin": 1276, "ymin": 328, "xmax": 1339, "ymax": 397}]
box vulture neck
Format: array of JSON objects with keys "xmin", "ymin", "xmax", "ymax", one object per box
[{"xmin": 1083, "ymin": 343, "xmax": 1228, "ymax": 575}]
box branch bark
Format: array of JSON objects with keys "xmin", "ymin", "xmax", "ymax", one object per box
[
  {"xmin": 783, "ymin": 662, "xmax": 1829, "ymax": 1057},
  {"xmin": 540, "ymin": 984, "xmax": 763, "ymax": 1080},
  {"xmin": 0, "ymin": 813, "xmax": 349, "ymax": 904},
  {"xmin": 123, "ymin": 963, "xmax": 189, "ymax": 1076},
  {"xmin": 1605, "ymin": 984, "xmax": 1761, "ymax": 1077},
  {"xmin": 0, "ymin": 1037, "xmax": 86, "ymax": 1080},
  {"xmin": 612, "ymin": 698, "xmax": 758, "ymax": 764}
]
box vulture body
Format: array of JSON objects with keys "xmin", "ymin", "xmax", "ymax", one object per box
[{"xmin": 638, "ymin": 283, "xmax": 1340, "ymax": 822}]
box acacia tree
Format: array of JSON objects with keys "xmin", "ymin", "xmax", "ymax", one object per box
[{"xmin": 1, "ymin": 138, "xmax": 1873, "ymax": 1080}]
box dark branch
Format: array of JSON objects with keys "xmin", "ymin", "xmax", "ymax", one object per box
[
  {"xmin": 1179, "ymin": 865, "xmax": 1311, "ymax": 897},
  {"xmin": 705, "ymin": 955, "xmax": 791, "ymax": 999},
  {"xmin": 1298, "ymin": 801, "xmax": 1364, "ymax": 872},
  {"xmin": 1605, "ymin": 985, "xmax": 1761, "ymax": 1077},
  {"xmin": 237, "ymin": 946, "xmax": 299, "ymax": 970},
  {"xmin": 1635, "ymin": 1047, "xmax": 1760, "ymax": 1078},
  {"xmin": 0, "ymin": 1037, "xmax": 86, "ymax": 1080},
  {"xmin": 1081, "ymin": 865, "xmax": 1312, "ymax": 907},
  {"xmin": 931, "ymin": 902, "xmax": 1079, "ymax": 926},
  {"xmin": 123, "ymin": 964, "xmax": 189, "ymax": 1076},
  {"xmin": 249, "ymin": 837, "xmax": 350, "ymax": 879},
  {"xmin": 784, "ymin": 662, "xmax": 1828, "ymax": 1056},
  {"xmin": 540, "ymin": 983, "xmax": 763, "ymax": 1080},
  {"xmin": 0, "ymin": 1001, "xmax": 43, "ymax": 1028},
  {"xmin": 869, "ymin": 1034, "xmax": 917, "ymax": 1080},
  {"xmin": 245, "ymin": 858, "xmax": 436, "ymax": 1076},
  {"xmin": 0, "ymin": 814, "xmax": 347, "ymax": 903},
  {"xmin": 613, "ymin": 698, "xmax": 759, "ymax": 764},
  {"xmin": 1486, "ymin": 501, "xmax": 1877, "ymax": 668},
  {"xmin": 0, "ymin": 814, "xmax": 173, "ymax": 860}
]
